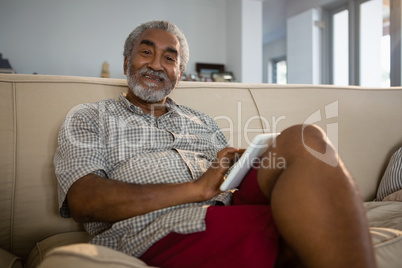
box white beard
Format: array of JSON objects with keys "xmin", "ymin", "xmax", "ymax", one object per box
[{"xmin": 126, "ymin": 64, "xmax": 179, "ymax": 103}]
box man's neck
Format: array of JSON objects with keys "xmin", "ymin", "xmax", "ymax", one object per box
[{"xmin": 125, "ymin": 90, "xmax": 167, "ymax": 117}]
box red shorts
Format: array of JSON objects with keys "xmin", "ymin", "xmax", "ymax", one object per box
[{"xmin": 140, "ymin": 168, "xmax": 279, "ymax": 268}]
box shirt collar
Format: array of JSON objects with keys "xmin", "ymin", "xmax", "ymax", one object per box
[{"xmin": 119, "ymin": 92, "xmax": 180, "ymax": 116}]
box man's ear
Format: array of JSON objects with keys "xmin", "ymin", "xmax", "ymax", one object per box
[
  {"xmin": 123, "ymin": 57, "xmax": 128, "ymax": 75},
  {"xmin": 179, "ymin": 72, "xmax": 183, "ymax": 81}
]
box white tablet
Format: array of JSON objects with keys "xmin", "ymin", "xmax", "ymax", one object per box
[{"xmin": 220, "ymin": 133, "xmax": 279, "ymax": 191}]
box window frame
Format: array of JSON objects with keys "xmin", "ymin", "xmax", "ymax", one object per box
[
  {"xmin": 271, "ymin": 56, "xmax": 287, "ymax": 84},
  {"xmin": 324, "ymin": 0, "xmax": 397, "ymax": 86}
]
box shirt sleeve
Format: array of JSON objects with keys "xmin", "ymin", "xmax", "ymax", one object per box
[{"xmin": 54, "ymin": 103, "xmax": 108, "ymax": 218}]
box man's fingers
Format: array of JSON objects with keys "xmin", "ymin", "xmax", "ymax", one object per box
[{"xmin": 213, "ymin": 147, "xmax": 247, "ymax": 170}]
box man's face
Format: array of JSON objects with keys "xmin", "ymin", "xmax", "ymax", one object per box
[{"xmin": 124, "ymin": 28, "xmax": 183, "ymax": 103}]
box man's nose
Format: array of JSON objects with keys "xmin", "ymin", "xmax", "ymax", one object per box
[{"xmin": 148, "ymin": 55, "xmax": 163, "ymax": 71}]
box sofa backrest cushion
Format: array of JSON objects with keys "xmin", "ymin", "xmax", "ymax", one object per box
[{"xmin": 0, "ymin": 75, "xmax": 127, "ymax": 260}]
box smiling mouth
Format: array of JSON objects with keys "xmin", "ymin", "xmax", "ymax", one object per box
[{"xmin": 143, "ymin": 74, "xmax": 164, "ymax": 83}]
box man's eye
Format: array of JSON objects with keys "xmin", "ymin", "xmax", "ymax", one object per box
[
  {"xmin": 142, "ymin": 50, "xmax": 151, "ymax": 55},
  {"xmin": 166, "ymin": 56, "xmax": 176, "ymax": 62}
]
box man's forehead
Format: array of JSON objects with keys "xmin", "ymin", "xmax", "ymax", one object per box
[{"xmin": 137, "ymin": 29, "xmax": 180, "ymax": 50}]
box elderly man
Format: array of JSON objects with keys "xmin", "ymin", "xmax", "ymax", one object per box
[{"xmin": 54, "ymin": 20, "xmax": 376, "ymax": 268}]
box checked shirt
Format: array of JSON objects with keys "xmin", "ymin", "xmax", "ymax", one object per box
[{"xmin": 54, "ymin": 93, "xmax": 231, "ymax": 257}]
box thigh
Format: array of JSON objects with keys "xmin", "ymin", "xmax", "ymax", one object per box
[
  {"xmin": 140, "ymin": 205, "xmax": 279, "ymax": 268},
  {"xmin": 232, "ymin": 167, "xmax": 270, "ymax": 205}
]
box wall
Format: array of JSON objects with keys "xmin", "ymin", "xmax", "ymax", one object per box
[
  {"xmin": 262, "ymin": 0, "xmax": 341, "ymax": 83},
  {"xmin": 226, "ymin": 0, "xmax": 242, "ymax": 82},
  {"xmin": 286, "ymin": 0, "xmax": 342, "ymax": 17},
  {"xmin": 226, "ymin": 0, "xmax": 263, "ymax": 83},
  {"xmin": 287, "ymin": 8, "xmax": 321, "ymax": 84},
  {"xmin": 241, "ymin": 0, "xmax": 263, "ymax": 83},
  {"xmin": 0, "ymin": 0, "xmax": 227, "ymax": 78},
  {"xmin": 2, "ymin": 0, "xmax": 352, "ymax": 82}
]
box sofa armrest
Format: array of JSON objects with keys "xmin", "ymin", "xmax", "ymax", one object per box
[
  {"xmin": 25, "ymin": 231, "xmax": 93, "ymax": 268},
  {"xmin": 0, "ymin": 248, "xmax": 23, "ymax": 268},
  {"xmin": 38, "ymin": 243, "xmax": 155, "ymax": 268}
]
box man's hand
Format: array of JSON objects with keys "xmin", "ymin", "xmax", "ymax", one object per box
[{"xmin": 194, "ymin": 147, "xmax": 245, "ymax": 200}]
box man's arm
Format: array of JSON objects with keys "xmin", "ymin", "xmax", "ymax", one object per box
[{"xmin": 67, "ymin": 147, "xmax": 242, "ymax": 223}]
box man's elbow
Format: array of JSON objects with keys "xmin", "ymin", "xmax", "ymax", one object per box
[
  {"xmin": 71, "ymin": 212, "xmax": 91, "ymax": 223},
  {"xmin": 67, "ymin": 184, "xmax": 95, "ymax": 223},
  {"xmin": 67, "ymin": 193, "xmax": 93, "ymax": 223}
]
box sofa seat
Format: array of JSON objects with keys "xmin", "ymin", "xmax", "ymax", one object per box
[
  {"xmin": 365, "ymin": 201, "xmax": 402, "ymax": 267},
  {"xmin": 21, "ymin": 201, "xmax": 402, "ymax": 268},
  {"xmin": 38, "ymin": 244, "xmax": 156, "ymax": 268},
  {"xmin": 365, "ymin": 201, "xmax": 402, "ymax": 231}
]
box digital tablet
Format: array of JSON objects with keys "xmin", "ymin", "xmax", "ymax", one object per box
[{"xmin": 220, "ymin": 133, "xmax": 279, "ymax": 191}]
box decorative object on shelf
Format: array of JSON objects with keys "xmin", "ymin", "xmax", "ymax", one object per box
[
  {"xmin": 211, "ymin": 72, "xmax": 234, "ymax": 82},
  {"xmin": 182, "ymin": 63, "xmax": 234, "ymax": 82},
  {"xmin": 196, "ymin": 63, "xmax": 224, "ymax": 81},
  {"xmin": 101, "ymin": 61, "xmax": 110, "ymax": 78},
  {"xmin": 0, "ymin": 53, "xmax": 15, "ymax": 73},
  {"xmin": 181, "ymin": 73, "xmax": 200, "ymax": 81}
]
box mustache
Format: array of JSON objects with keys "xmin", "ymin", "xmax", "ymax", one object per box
[{"xmin": 138, "ymin": 67, "xmax": 168, "ymax": 82}]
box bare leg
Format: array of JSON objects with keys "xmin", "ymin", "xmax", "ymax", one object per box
[{"xmin": 258, "ymin": 125, "xmax": 376, "ymax": 268}]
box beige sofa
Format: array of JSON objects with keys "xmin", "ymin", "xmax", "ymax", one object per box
[{"xmin": 1, "ymin": 73, "xmax": 402, "ymax": 268}]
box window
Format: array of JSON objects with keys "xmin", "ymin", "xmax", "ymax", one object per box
[
  {"xmin": 328, "ymin": 0, "xmax": 393, "ymax": 87},
  {"xmin": 381, "ymin": 1, "xmax": 391, "ymax": 87},
  {"xmin": 271, "ymin": 57, "xmax": 287, "ymax": 84},
  {"xmin": 332, "ymin": 9, "xmax": 349, "ymax": 86}
]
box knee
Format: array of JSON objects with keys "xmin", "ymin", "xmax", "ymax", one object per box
[
  {"xmin": 283, "ymin": 124, "xmax": 326, "ymax": 140},
  {"xmin": 276, "ymin": 124, "xmax": 330, "ymax": 155}
]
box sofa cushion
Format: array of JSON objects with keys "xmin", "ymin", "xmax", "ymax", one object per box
[
  {"xmin": 383, "ymin": 189, "xmax": 402, "ymax": 201},
  {"xmin": 365, "ymin": 201, "xmax": 402, "ymax": 267},
  {"xmin": 24, "ymin": 231, "xmax": 92, "ymax": 268},
  {"xmin": 371, "ymin": 228, "xmax": 402, "ymax": 268},
  {"xmin": 0, "ymin": 81, "xmax": 15, "ymax": 253},
  {"xmin": 365, "ymin": 201, "xmax": 402, "ymax": 231},
  {"xmin": 0, "ymin": 248, "xmax": 22, "ymax": 268},
  {"xmin": 376, "ymin": 147, "xmax": 402, "ymax": 201},
  {"xmin": 38, "ymin": 244, "xmax": 156, "ymax": 268}
]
